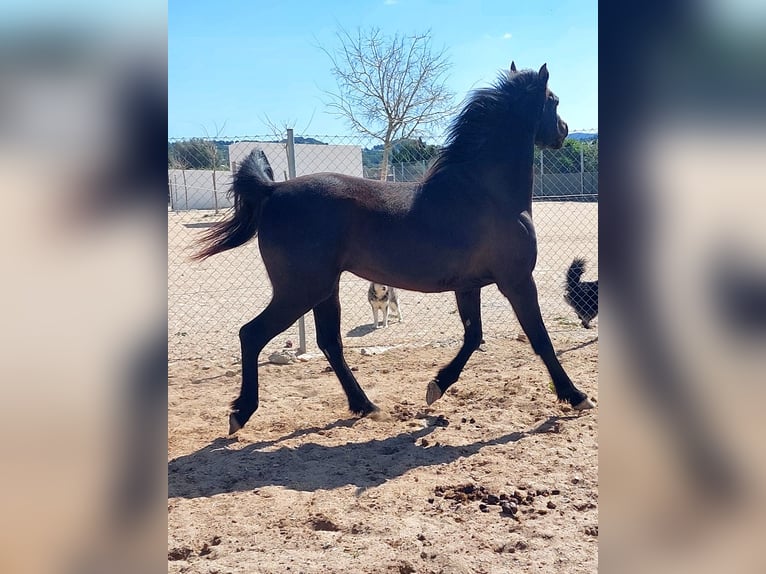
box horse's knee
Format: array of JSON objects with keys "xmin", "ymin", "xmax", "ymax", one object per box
[
  {"xmin": 316, "ymin": 332, "xmax": 342, "ymax": 355},
  {"xmin": 465, "ymin": 330, "xmax": 483, "ymax": 352}
]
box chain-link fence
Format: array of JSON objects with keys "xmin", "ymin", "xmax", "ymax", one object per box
[{"xmin": 168, "ymin": 133, "xmax": 598, "ymax": 361}]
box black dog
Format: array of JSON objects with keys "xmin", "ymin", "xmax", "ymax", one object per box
[{"xmin": 564, "ymin": 258, "xmax": 598, "ymax": 328}]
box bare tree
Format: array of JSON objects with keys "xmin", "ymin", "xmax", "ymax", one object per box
[{"xmin": 322, "ymin": 27, "xmax": 455, "ymax": 180}]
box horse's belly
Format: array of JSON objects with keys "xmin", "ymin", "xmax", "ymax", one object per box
[{"xmin": 346, "ymin": 251, "xmax": 494, "ymax": 293}]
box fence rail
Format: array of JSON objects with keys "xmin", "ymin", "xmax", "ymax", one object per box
[{"xmin": 168, "ymin": 132, "xmax": 598, "ymax": 361}]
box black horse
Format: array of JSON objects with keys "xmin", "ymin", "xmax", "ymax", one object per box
[{"xmin": 195, "ymin": 63, "xmax": 595, "ymax": 434}]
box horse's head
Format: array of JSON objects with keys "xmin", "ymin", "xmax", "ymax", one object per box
[
  {"xmin": 430, "ymin": 63, "xmax": 570, "ymax": 178},
  {"xmin": 530, "ymin": 64, "xmax": 568, "ymax": 149}
]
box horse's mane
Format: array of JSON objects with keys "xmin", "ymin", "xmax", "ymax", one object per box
[{"xmin": 427, "ymin": 69, "xmax": 544, "ymax": 179}]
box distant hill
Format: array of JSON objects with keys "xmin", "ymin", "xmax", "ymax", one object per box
[
  {"xmin": 567, "ymin": 132, "xmax": 598, "ymax": 141},
  {"xmin": 270, "ymin": 136, "xmax": 327, "ymax": 145}
]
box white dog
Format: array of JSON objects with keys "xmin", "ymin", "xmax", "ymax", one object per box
[{"xmin": 367, "ymin": 282, "xmax": 402, "ymax": 328}]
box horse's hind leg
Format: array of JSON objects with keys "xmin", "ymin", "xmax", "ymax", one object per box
[
  {"xmin": 500, "ymin": 277, "xmax": 594, "ymax": 410},
  {"xmin": 230, "ymin": 297, "xmax": 313, "ymax": 434},
  {"xmin": 426, "ymin": 289, "xmax": 483, "ymax": 405},
  {"xmin": 313, "ymin": 284, "xmax": 379, "ymax": 416}
]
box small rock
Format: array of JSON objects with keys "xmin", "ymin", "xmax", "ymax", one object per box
[
  {"xmin": 168, "ymin": 547, "xmax": 193, "ymax": 561},
  {"xmin": 308, "ymin": 514, "xmax": 340, "ymax": 532},
  {"xmin": 546, "ymin": 501, "xmax": 557, "ymax": 509},
  {"xmin": 360, "ymin": 346, "xmax": 393, "ymax": 356},
  {"xmin": 268, "ymin": 350, "xmax": 296, "ymax": 365},
  {"xmin": 500, "ymin": 501, "xmax": 518, "ymax": 515},
  {"xmin": 485, "ymin": 494, "xmax": 500, "ymax": 505}
]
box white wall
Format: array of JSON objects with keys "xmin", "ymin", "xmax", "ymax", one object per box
[
  {"xmin": 229, "ymin": 142, "xmax": 363, "ymax": 181},
  {"xmin": 168, "ymin": 169, "xmax": 233, "ymax": 211},
  {"xmin": 169, "ymin": 143, "xmax": 363, "ymax": 211}
]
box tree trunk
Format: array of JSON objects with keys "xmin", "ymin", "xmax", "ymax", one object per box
[{"xmin": 380, "ymin": 131, "xmax": 393, "ymax": 181}]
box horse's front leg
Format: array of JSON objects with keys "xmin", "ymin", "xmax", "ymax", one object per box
[
  {"xmin": 426, "ymin": 289, "xmax": 483, "ymax": 404},
  {"xmin": 499, "ymin": 276, "xmax": 594, "ymax": 410}
]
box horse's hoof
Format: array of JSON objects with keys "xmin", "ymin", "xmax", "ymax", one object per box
[
  {"xmin": 228, "ymin": 413, "xmax": 242, "ymax": 434},
  {"xmin": 426, "ymin": 380, "xmax": 443, "ymax": 405},
  {"xmin": 573, "ymin": 397, "xmax": 595, "ymax": 411}
]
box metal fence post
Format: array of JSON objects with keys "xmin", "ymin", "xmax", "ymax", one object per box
[
  {"xmin": 580, "ymin": 143, "xmax": 585, "ymax": 196},
  {"xmin": 540, "ymin": 149, "xmax": 544, "ymax": 197},
  {"xmin": 182, "ymin": 169, "xmax": 188, "ymax": 210},
  {"xmin": 212, "ymin": 169, "xmax": 218, "ymax": 213},
  {"xmin": 286, "ymin": 129, "xmax": 307, "ymax": 354},
  {"xmin": 170, "ymin": 174, "xmax": 176, "ymax": 211}
]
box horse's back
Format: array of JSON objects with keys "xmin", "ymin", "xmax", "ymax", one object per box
[
  {"xmin": 255, "ymin": 171, "xmax": 526, "ymax": 293},
  {"xmin": 255, "ymin": 174, "xmax": 417, "ymax": 272}
]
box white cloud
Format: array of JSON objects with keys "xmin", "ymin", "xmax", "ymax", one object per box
[
  {"xmin": 384, "ymin": 0, "xmax": 398, "ymax": 5},
  {"xmin": 503, "ymin": 33, "xmax": 512, "ymax": 40}
]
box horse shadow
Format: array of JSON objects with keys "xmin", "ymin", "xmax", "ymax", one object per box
[
  {"xmin": 556, "ymin": 336, "xmax": 599, "ymax": 357},
  {"xmin": 346, "ymin": 324, "xmax": 377, "ymax": 337},
  {"xmin": 167, "ymin": 417, "xmax": 574, "ymax": 499}
]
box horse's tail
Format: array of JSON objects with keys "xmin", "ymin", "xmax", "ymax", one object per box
[
  {"xmin": 192, "ymin": 149, "xmax": 276, "ymax": 260},
  {"xmin": 566, "ymin": 258, "xmax": 586, "ymax": 289}
]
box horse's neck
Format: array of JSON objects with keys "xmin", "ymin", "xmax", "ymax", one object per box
[
  {"xmin": 423, "ymin": 132, "xmax": 536, "ymax": 207},
  {"xmin": 475, "ymin": 143, "xmax": 536, "ymax": 207}
]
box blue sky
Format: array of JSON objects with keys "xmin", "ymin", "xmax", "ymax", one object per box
[{"xmin": 169, "ymin": 0, "xmax": 597, "ymax": 139}]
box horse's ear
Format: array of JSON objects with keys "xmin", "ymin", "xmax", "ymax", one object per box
[
  {"xmin": 510, "ymin": 61, "xmax": 518, "ymax": 73},
  {"xmin": 538, "ymin": 63, "xmax": 549, "ymax": 84}
]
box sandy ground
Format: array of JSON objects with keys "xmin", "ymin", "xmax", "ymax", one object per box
[
  {"xmin": 169, "ymin": 330, "xmax": 598, "ymax": 573},
  {"xmin": 168, "ymin": 201, "xmax": 598, "ymax": 573}
]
